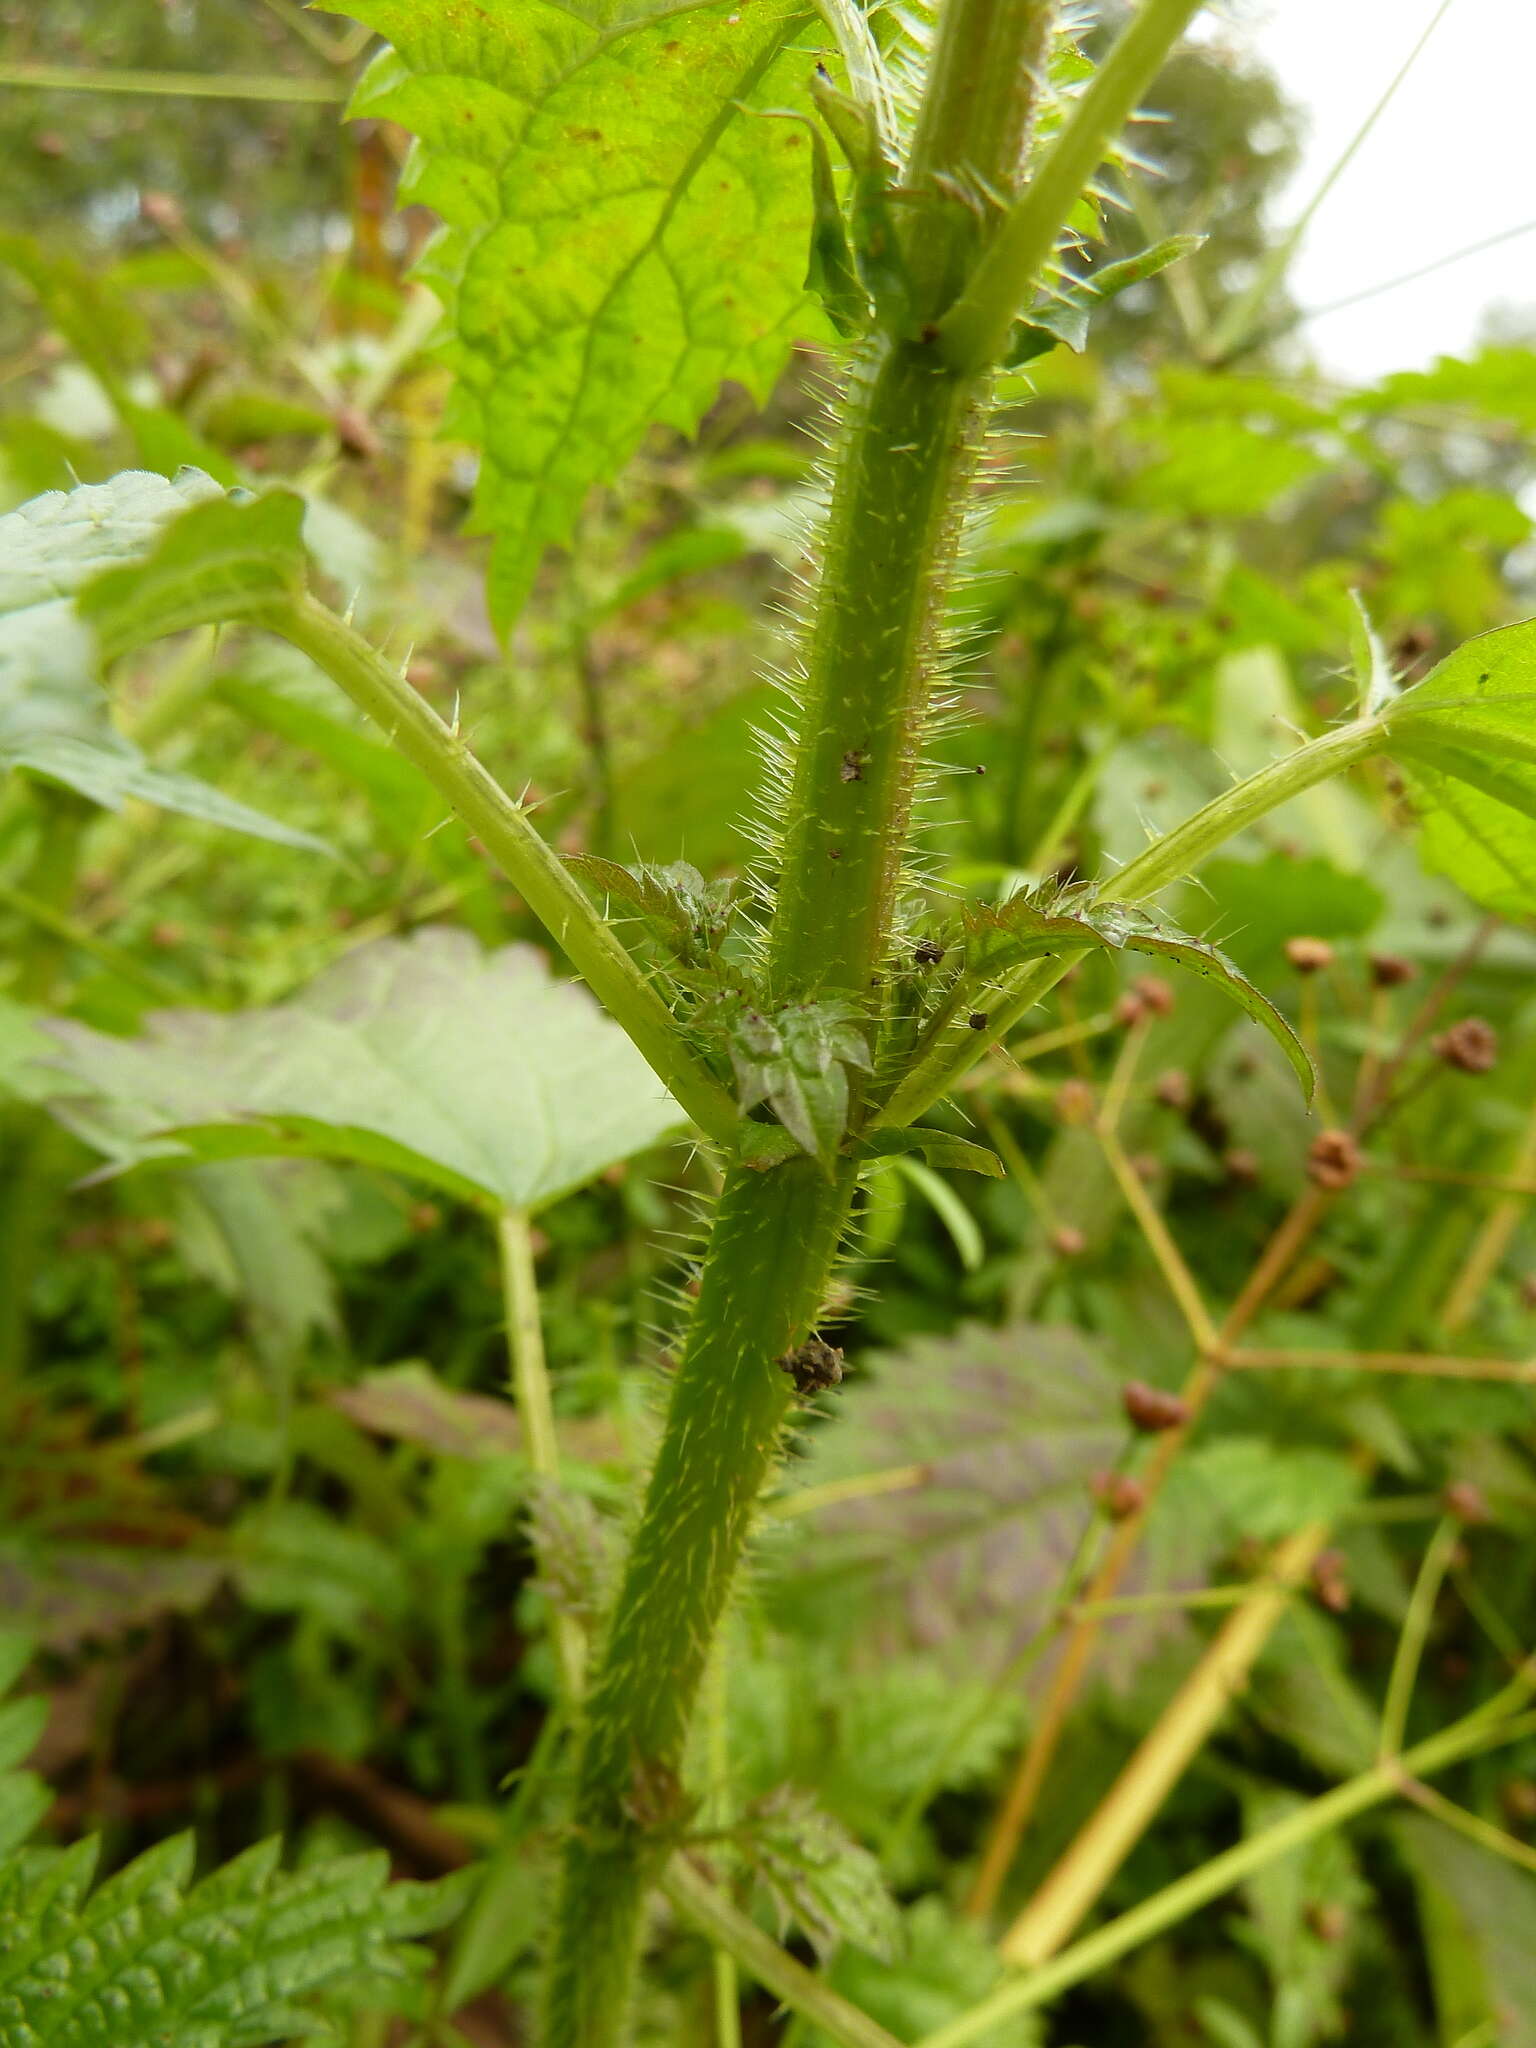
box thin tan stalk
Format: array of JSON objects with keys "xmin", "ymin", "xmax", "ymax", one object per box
[
  {"xmin": 1230, "ymin": 1347, "xmax": 1536, "ymax": 1385},
  {"xmin": 1439, "ymin": 1095, "xmax": 1536, "ymax": 1330},
  {"xmin": 999, "ymin": 1521, "xmax": 1331, "ymax": 1967},
  {"xmin": 965, "ymin": 1186, "xmax": 1327, "ymax": 1919}
]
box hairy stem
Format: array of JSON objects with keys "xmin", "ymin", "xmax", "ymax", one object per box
[
  {"xmin": 544, "ymin": 4, "xmax": 1058, "ymax": 2037},
  {"xmin": 544, "ymin": 1158, "xmax": 855, "ymax": 2045}
]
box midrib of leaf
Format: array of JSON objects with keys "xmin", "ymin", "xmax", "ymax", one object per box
[
  {"xmin": 526, "ymin": 17, "xmax": 807, "ymax": 505},
  {"xmin": 353, "ymin": 0, "xmax": 821, "ymax": 625}
]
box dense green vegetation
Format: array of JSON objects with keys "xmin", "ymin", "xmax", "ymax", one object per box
[{"xmin": 3, "ymin": 4, "xmax": 1536, "ymax": 2045}]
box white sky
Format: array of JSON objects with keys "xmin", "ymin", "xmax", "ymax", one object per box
[{"xmin": 1213, "ymin": 0, "xmax": 1536, "ymax": 380}]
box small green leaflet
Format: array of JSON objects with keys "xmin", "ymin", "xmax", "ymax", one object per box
[
  {"xmin": 727, "ymin": 996, "xmax": 873, "ymax": 1169},
  {"xmin": 0, "ymin": 471, "xmax": 325, "ymax": 852},
  {"xmin": 859, "ymin": 1127, "xmax": 1003, "ymax": 1178},
  {"xmin": 736, "ymin": 1785, "xmax": 902, "ymax": 1963},
  {"xmin": 962, "ymin": 889, "xmax": 1315, "ymax": 1099},
  {"xmin": 1381, "ymin": 614, "xmax": 1536, "ymax": 915},
  {"xmin": 345, "ymin": 0, "xmax": 829, "ymax": 630},
  {"xmin": 1006, "ymin": 235, "xmax": 1204, "ymax": 366}
]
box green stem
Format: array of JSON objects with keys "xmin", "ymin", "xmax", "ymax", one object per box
[
  {"xmin": 272, "ymin": 594, "xmax": 740, "ymax": 1148},
  {"xmin": 497, "ymin": 1207, "xmax": 587, "ymax": 1706},
  {"xmin": 663, "ymin": 1856, "xmax": 908, "ymax": 2048},
  {"xmin": 877, "ymin": 713, "xmax": 1393, "ymax": 1129},
  {"xmin": 1106, "ymin": 717, "xmax": 1388, "ymax": 903},
  {"xmin": 767, "ymin": 1, "xmax": 1055, "ymax": 1001},
  {"xmin": 540, "ymin": 5, "xmax": 1105, "ymax": 2037},
  {"xmin": 1379, "ymin": 1514, "xmax": 1459, "ymax": 1761},
  {"xmin": 919, "ymin": 1697, "xmax": 1536, "ymax": 2048},
  {"xmin": 544, "ymin": 1157, "xmax": 855, "ymax": 2045},
  {"xmin": 938, "ymin": 0, "xmax": 1208, "ymax": 374}
]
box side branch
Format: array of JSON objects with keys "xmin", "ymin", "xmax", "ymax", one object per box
[{"xmin": 271, "ymin": 593, "xmax": 741, "ymax": 1147}]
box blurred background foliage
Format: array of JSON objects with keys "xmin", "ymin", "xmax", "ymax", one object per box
[{"xmin": 2, "ymin": 5, "xmax": 1536, "ymax": 2045}]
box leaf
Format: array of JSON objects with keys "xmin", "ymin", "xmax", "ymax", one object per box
[
  {"xmin": 737, "ymin": 1786, "xmax": 901, "ymax": 1963},
  {"xmin": 79, "ymin": 487, "xmax": 307, "ymax": 658},
  {"xmin": 345, "ymin": 0, "xmax": 825, "ymax": 628},
  {"xmin": 35, "ymin": 928, "xmax": 685, "ymax": 1213},
  {"xmin": 1383, "ymin": 617, "xmax": 1536, "ymax": 913},
  {"xmin": 0, "ymin": 1543, "xmax": 224, "ymax": 1654},
  {"xmin": 726, "ymin": 997, "xmax": 873, "ymax": 1169},
  {"xmin": 0, "ymin": 1831, "xmax": 463, "ymax": 2048},
  {"xmin": 776, "ymin": 1323, "xmax": 1206, "ymax": 1680},
  {"xmin": 859, "ymin": 1128, "xmax": 1004, "ymax": 1177},
  {"xmin": 327, "ymin": 1362, "xmax": 622, "ymax": 1466},
  {"xmin": 810, "ymin": 1896, "xmax": 1042, "ymax": 2048},
  {"xmin": 0, "ymin": 472, "xmax": 327, "ymax": 852},
  {"xmin": 962, "ymin": 889, "xmax": 1315, "ymax": 1100},
  {"xmin": 1395, "ymin": 1815, "xmax": 1536, "ymax": 2048},
  {"xmin": 1007, "ymin": 236, "xmax": 1204, "ymax": 364},
  {"xmin": 1238, "ymin": 1782, "xmax": 1365, "ymax": 2048},
  {"xmin": 233, "ymin": 1500, "xmax": 412, "ymax": 1639}
]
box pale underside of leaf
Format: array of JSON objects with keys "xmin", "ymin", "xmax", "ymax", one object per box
[{"xmin": 33, "ymin": 927, "xmax": 684, "ymax": 1212}]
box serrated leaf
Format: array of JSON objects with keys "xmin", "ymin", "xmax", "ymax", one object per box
[
  {"xmin": 0, "ymin": 472, "xmax": 327, "ymax": 852},
  {"xmin": 962, "ymin": 889, "xmax": 1315, "ymax": 1099},
  {"xmin": 1093, "ymin": 901, "xmax": 1316, "ymax": 1100},
  {"xmin": 738, "ymin": 1786, "xmax": 901, "ymax": 1963},
  {"xmin": 727, "ymin": 997, "xmax": 872, "ymax": 1169},
  {"xmin": 1383, "ymin": 615, "xmax": 1536, "ymax": 914},
  {"xmin": 0, "ymin": 1543, "xmax": 223, "ymax": 1654},
  {"xmin": 776, "ymin": 1323, "xmax": 1209, "ymax": 1679},
  {"xmin": 345, "ymin": 0, "xmax": 826, "ymax": 629},
  {"xmin": 0, "ymin": 1823, "xmax": 464, "ymax": 2048},
  {"xmin": 811, "ymin": 1895, "xmax": 1042, "ymax": 2048},
  {"xmin": 1395, "ymin": 1815, "xmax": 1536, "ymax": 2048},
  {"xmin": 34, "ymin": 928, "xmax": 684, "ymax": 1212}
]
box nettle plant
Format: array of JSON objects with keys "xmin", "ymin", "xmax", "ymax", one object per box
[{"xmin": 8, "ymin": 2, "xmax": 1536, "ymax": 2045}]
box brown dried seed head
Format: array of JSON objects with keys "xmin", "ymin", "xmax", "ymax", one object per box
[
  {"xmin": 1442, "ymin": 1479, "xmax": 1492, "ymax": 1525},
  {"xmin": 1091, "ymin": 1470, "xmax": 1146, "ymax": 1520},
  {"xmin": 1050, "ymin": 1223, "xmax": 1087, "ymax": 1258},
  {"xmin": 1434, "ymin": 1017, "xmax": 1499, "ymax": 1074},
  {"xmin": 1122, "ymin": 1380, "xmax": 1190, "ymax": 1433},
  {"xmin": 1307, "ymin": 1129, "xmax": 1362, "ymax": 1191},
  {"xmin": 1310, "ymin": 1549, "xmax": 1350, "ymax": 1613},
  {"xmin": 1368, "ymin": 951, "xmax": 1417, "ymax": 989},
  {"xmin": 140, "ymin": 190, "xmax": 183, "ymax": 232},
  {"xmin": 1306, "ymin": 1902, "xmax": 1351, "ymax": 1944},
  {"xmin": 1133, "ymin": 975, "xmax": 1175, "ymax": 1016},
  {"xmin": 1286, "ymin": 936, "xmax": 1336, "ymax": 974},
  {"xmin": 1114, "ymin": 990, "xmax": 1148, "ymax": 1029},
  {"xmin": 1154, "ymin": 1068, "xmax": 1191, "ymax": 1111},
  {"xmin": 1224, "ymin": 1147, "xmax": 1260, "ymax": 1185},
  {"xmin": 1055, "ymin": 1079, "xmax": 1097, "ymax": 1126}
]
